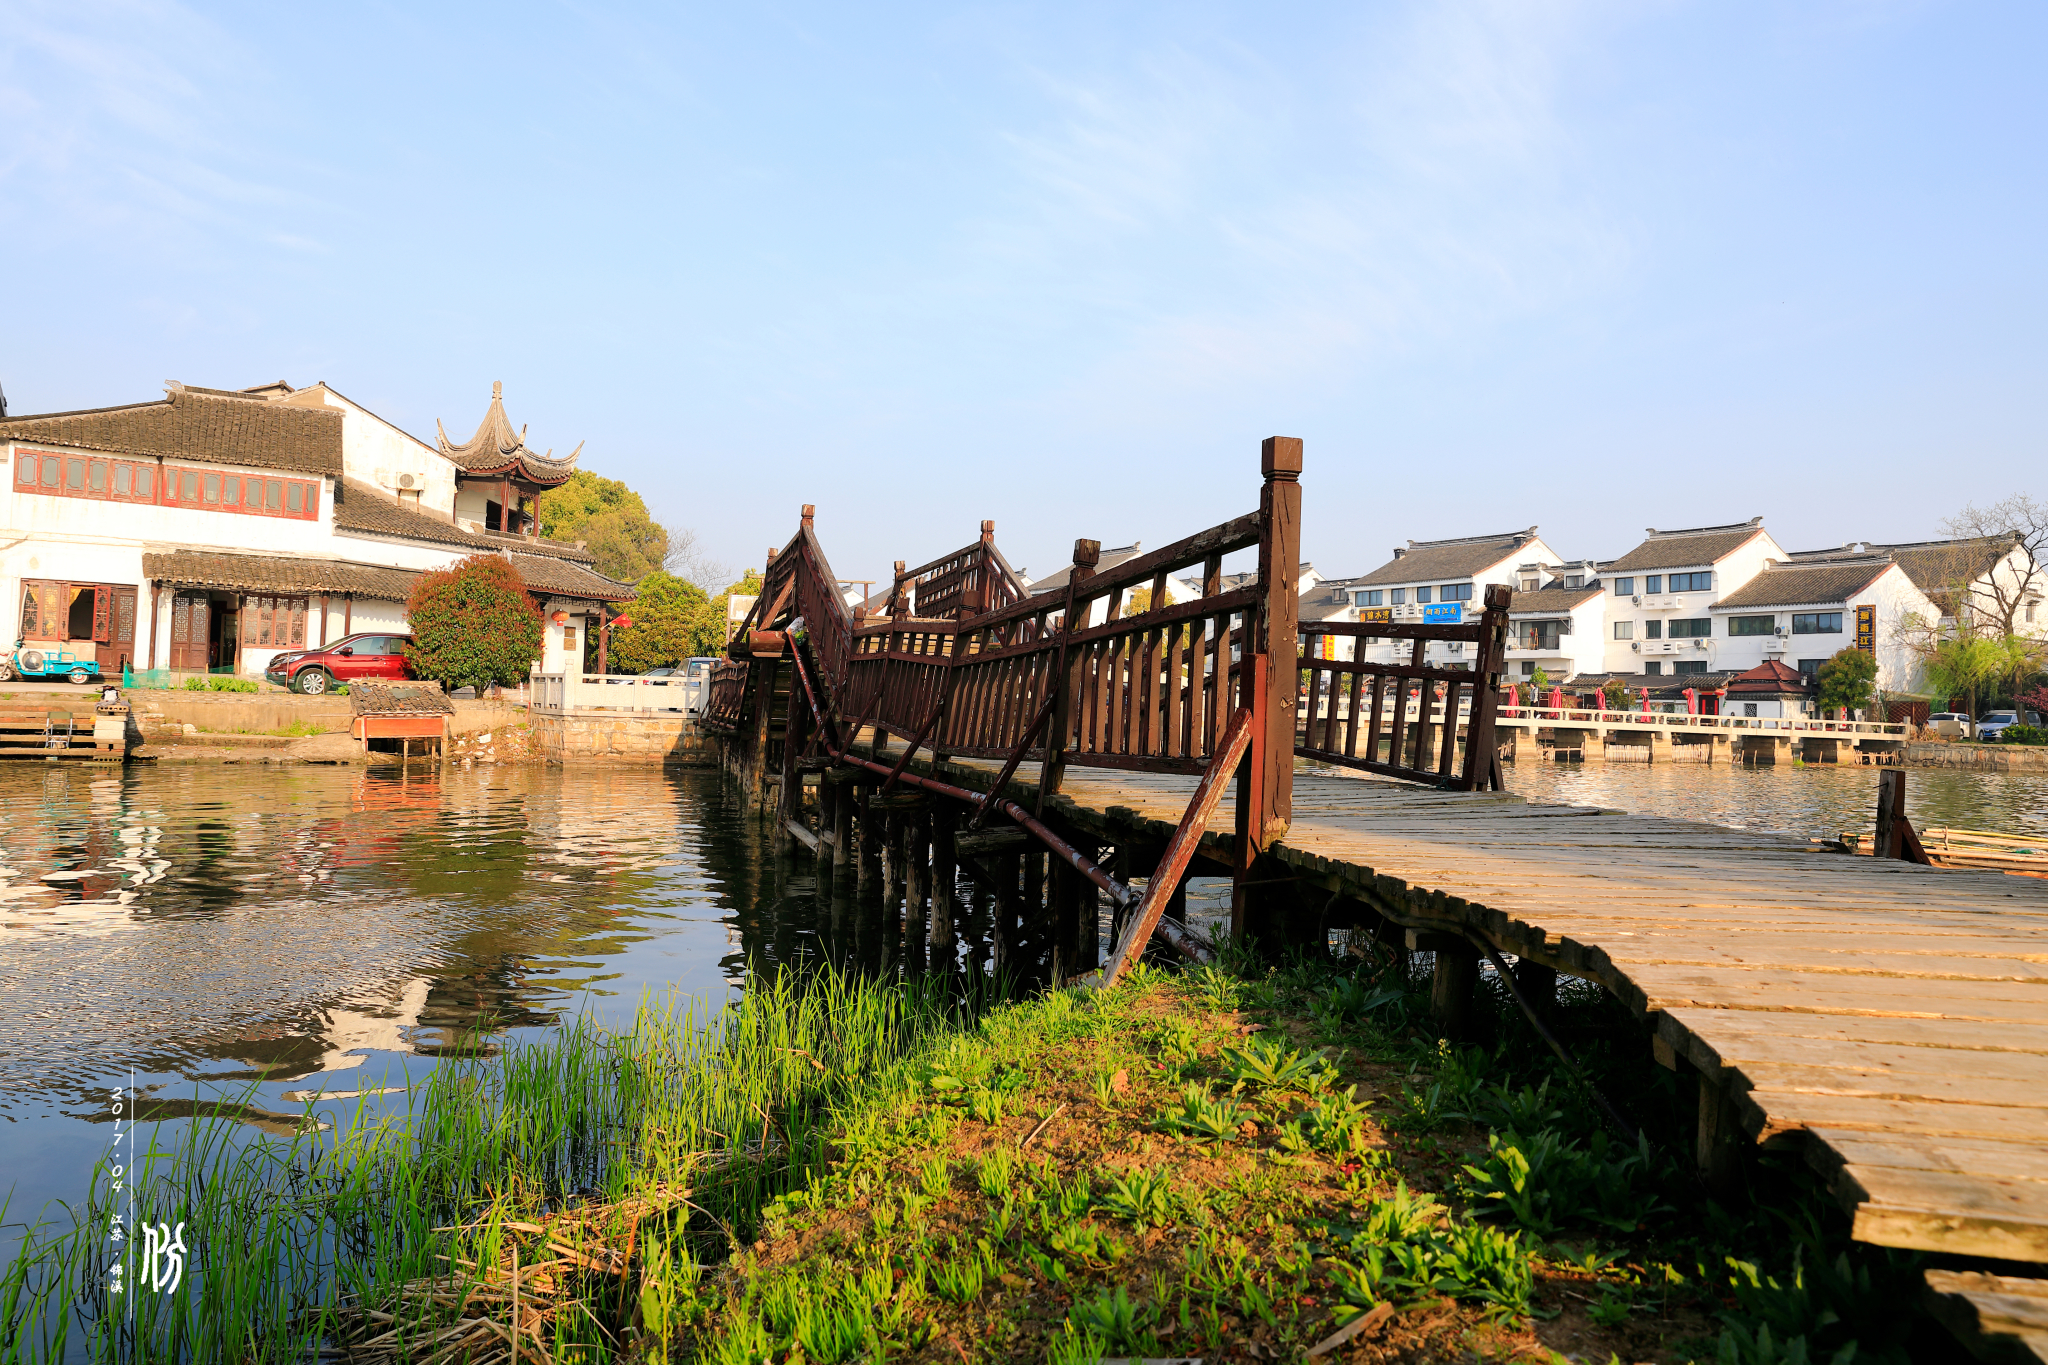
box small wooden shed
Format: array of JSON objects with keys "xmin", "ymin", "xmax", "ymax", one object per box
[{"xmin": 349, "ymin": 683, "xmax": 453, "ymax": 759}]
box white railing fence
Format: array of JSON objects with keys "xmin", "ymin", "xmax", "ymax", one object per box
[{"xmin": 530, "ymin": 673, "xmax": 704, "ymax": 715}]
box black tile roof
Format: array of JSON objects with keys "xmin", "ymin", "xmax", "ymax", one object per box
[{"xmin": 0, "ymin": 387, "xmax": 342, "ymax": 477}]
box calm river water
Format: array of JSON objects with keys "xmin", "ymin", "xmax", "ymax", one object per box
[{"xmin": 1, "ymin": 757, "xmax": 2043, "ymax": 1243}]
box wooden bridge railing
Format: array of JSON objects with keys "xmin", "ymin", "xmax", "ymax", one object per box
[
  {"xmin": 707, "ymin": 438, "xmax": 1306, "ymax": 958},
  {"xmin": 1295, "ymin": 583, "xmax": 1511, "ymax": 790}
]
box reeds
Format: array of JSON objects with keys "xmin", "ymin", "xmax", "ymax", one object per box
[{"xmin": 0, "ymin": 966, "xmax": 974, "ymax": 1363}]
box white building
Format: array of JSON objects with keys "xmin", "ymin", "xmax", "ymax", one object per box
[
  {"xmin": 1708, "ymin": 553, "xmax": 1939, "ymax": 700},
  {"xmin": 1, "ymin": 380, "xmax": 631, "ymax": 681},
  {"xmin": 1506, "ymin": 581, "xmax": 1607, "ymax": 682},
  {"xmin": 1599, "ymin": 518, "xmax": 1784, "ymax": 679},
  {"xmin": 1346, "ymin": 528, "xmax": 1558, "ymax": 671}
]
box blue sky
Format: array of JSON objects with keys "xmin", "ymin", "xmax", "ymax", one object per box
[{"xmin": 3, "ymin": 1, "xmax": 2042, "ymax": 586}]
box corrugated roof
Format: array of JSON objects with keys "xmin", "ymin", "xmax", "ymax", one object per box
[
  {"xmin": 506, "ymin": 553, "xmax": 636, "ymax": 603},
  {"xmin": 1605, "ymin": 519, "xmax": 1766, "ymax": 572},
  {"xmin": 1353, "ymin": 529, "xmax": 1540, "ymax": 587},
  {"xmin": 142, "ymin": 550, "xmax": 419, "ymax": 600},
  {"xmin": 333, "ymin": 479, "xmax": 596, "ymax": 562},
  {"xmin": 1714, "ymin": 557, "xmax": 1894, "ymax": 610},
  {"xmin": 1508, "ymin": 585, "xmax": 1603, "ymax": 614},
  {"xmin": 0, "ymin": 386, "xmax": 342, "ymax": 477}
]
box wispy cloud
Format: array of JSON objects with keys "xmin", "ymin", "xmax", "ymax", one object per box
[
  {"xmin": 0, "ymin": 0, "xmax": 324, "ymax": 255},
  {"xmin": 969, "ymin": 1, "xmax": 1638, "ymax": 412}
]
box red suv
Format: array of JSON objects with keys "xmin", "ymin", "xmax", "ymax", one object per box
[{"xmin": 265, "ymin": 633, "xmax": 414, "ymax": 694}]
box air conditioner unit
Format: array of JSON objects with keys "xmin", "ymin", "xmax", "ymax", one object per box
[
  {"xmin": 1631, "ymin": 641, "xmax": 1641, "ymax": 652},
  {"xmin": 1631, "ymin": 595, "xmax": 1641, "ymax": 606},
  {"xmin": 1774, "ymin": 626, "xmax": 1789, "ymax": 637},
  {"xmin": 1694, "ymin": 639, "xmax": 1709, "ymax": 650}
]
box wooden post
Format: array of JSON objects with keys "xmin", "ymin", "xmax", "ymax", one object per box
[
  {"xmin": 343, "ymin": 594, "xmax": 352, "ymax": 636},
  {"xmin": 832, "ymin": 775, "xmax": 854, "ymax": 876},
  {"xmin": 1251, "ymin": 436, "xmax": 1301, "ymax": 849},
  {"xmin": 907, "ymin": 805, "xmax": 932, "ymax": 972},
  {"xmin": 1233, "ymin": 436, "xmax": 1302, "ymax": 938},
  {"xmin": 145, "ymin": 583, "xmax": 160, "ymax": 672},
  {"xmin": 931, "ymin": 802, "xmax": 957, "ymax": 968},
  {"xmin": 994, "ymin": 851, "xmax": 1021, "ymax": 974},
  {"xmin": 1876, "ymin": 769, "xmax": 1906, "ymax": 859},
  {"xmin": 857, "ymin": 783, "xmax": 881, "ymax": 893},
  {"xmin": 1511, "ymin": 957, "xmax": 1557, "ymax": 1022},
  {"xmin": 1430, "ymin": 942, "xmax": 1481, "ymax": 1043},
  {"xmin": 597, "ymin": 605, "xmax": 609, "ymax": 676},
  {"xmin": 1036, "ymin": 539, "xmax": 1098, "ymax": 808},
  {"xmin": 776, "ymin": 669, "xmax": 805, "ymax": 849},
  {"xmin": 747, "ymin": 662, "xmax": 776, "ymax": 810},
  {"xmin": 1464, "ymin": 584, "xmax": 1512, "ymax": 789},
  {"xmin": 1698, "ymin": 1074, "xmax": 1744, "ymax": 1199},
  {"xmin": 883, "ymin": 807, "xmax": 904, "ymax": 907},
  {"xmin": 1023, "ymin": 850, "xmax": 1046, "ymax": 977},
  {"xmin": 815, "ymin": 777, "xmax": 838, "ymax": 881}
]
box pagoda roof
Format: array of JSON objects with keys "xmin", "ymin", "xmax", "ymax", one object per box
[{"xmin": 436, "ymin": 381, "xmax": 581, "ymax": 487}]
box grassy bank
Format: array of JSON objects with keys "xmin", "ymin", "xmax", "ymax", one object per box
[{"xmin": 4, "ymin": 947, "xmax": 1944, "ymax": 1363}]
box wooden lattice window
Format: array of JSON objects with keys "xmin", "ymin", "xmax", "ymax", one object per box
[{"xmin": 241, "ymin": 595, "xmax": 309, "ymax": 650}]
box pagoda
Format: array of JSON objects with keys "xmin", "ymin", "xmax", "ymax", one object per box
[{"xmin": 437, "ymin": 381, "xmax": 582, "ymax": 539}]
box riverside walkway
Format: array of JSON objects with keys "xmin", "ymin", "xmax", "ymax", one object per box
[{"xmin": 705, "ymin": 439, "xmax": 2048, "ymax": 1355}]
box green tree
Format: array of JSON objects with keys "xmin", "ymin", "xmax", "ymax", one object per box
[
  {"xmin": 539, "ymin": 470, "xmax": 669, "ymax": 583},
  {"xmin": 1920, "ymin": 630, "xmax": 2007, "ymax": 721},
  {"xmin": 607, "ymin": 572, "xmax": 709, "ymax": 674},
  {"xmin": 1601, "ymin": 678, "xmax": 1629, "ymax": 709},
  {"xmin": 405, "ymin": 555, "xmax": 545, "ymax": 691},
  {"xmin": 1814, "ymin": 648, "xmax": 1878, "ymax": 718}
]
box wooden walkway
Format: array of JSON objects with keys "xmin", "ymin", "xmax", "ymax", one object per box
[{"xmin": 883, "ymin": 746, "xmax": 2048, "ymax": 1272}]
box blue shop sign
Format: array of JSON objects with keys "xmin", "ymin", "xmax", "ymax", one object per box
[{"xmin": 1421, "ymin": 603, "xmax": 1463, "ymax": 624}]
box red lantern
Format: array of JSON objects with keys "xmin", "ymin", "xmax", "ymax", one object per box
[{"xmin": 551, "ymin": 611, "xmax": 568, "ymax": 624}]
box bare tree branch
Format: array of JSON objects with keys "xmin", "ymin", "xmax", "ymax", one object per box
[{"xmin": 664, "ymin": 525, "xmax": 730, "ymax": 593}]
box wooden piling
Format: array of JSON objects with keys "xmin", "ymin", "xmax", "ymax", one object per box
[
  {"xmin": 1427, "ymin": 939, "xmax": 1480, "ymax": 1043},
  {"xmin": 907, "ymin": 806, "xmax": 932, "ymax": 972},
  {"xmin": 930, "ymin": 803, "xmax": 957, "ymax": 967}
]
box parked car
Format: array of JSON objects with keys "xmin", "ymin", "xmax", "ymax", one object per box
[
  {"xmin": 1927, "ymin": 712, "xmax": 1974, "ymax": 739},
  {"xmin": 1978, "ymin": 710, "xmax": 2043, "ymax": 742},
  {"xmin": 640, "ymin": 666, "xmax": 677, "ymax": 678},
  {"xmin": 0, "ymin": 642, "xmax": 102, "ymax": 685},
  {"xmin": 265, "ymin": 633, "xmax": 415, "ymax": 694}
]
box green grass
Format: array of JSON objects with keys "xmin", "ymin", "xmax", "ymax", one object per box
[
  {"xmin": 1, "ymin": 940, "xmax": 1947, "ymax": 1363},
  {"xmin": 0, "ymin": 968, "xmax": 974, "ymax": 1363}
]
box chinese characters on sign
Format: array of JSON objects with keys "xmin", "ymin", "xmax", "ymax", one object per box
[
  {"xmin": 1855, "ymin": 605, "xmax": 1875, "ymax": 654},
  {"xmin": 1421, "ymin": 603, "xmax": 1463, "ymax": 624}
]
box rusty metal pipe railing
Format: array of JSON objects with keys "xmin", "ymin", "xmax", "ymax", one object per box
[{"xmin": 837, "ymin": 753, "xmax": 1135, "ymax": 908}]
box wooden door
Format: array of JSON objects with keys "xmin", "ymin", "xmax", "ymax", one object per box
[
  {"xmin": 97, "ymin": 587, "xmax": 136, "ymax": 670},
  {"xmin": 170, "ymin": 593, "xmax": 210, "ymax": 671}
]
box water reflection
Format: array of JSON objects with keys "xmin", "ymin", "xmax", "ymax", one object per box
[{"xmin": 0, "ymin": 764, "xmax": 843, "ymax": 1225}]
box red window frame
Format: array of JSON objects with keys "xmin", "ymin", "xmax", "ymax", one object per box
[{"xmin": 11, "ymin": 446, "xmax": 321, "ymax": 520}]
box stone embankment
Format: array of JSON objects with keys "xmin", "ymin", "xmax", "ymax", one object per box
[
  {"xmin": 1903, "ymin": 741, "xmax": 2048, "ymax": 773},
  {"xmin": 527, "ymin": 708, "xmax": 715, "ymax": 765}
]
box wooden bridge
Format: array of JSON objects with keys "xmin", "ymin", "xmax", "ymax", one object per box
[{"xmin": 702, "ymin": 439, "xmax": 2048, "ymax": 1357}]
